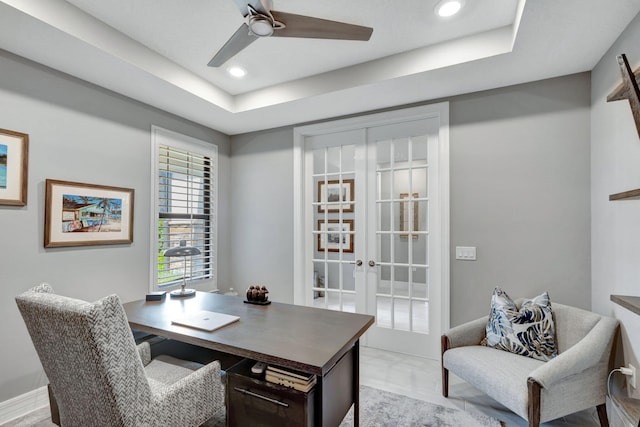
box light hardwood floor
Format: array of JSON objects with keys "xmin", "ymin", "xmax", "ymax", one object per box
[{"xmin": 2, "ymin": 346, "xmax": 604, "ymax": 426}]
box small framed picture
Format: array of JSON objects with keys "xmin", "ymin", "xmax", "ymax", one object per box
[
  {"xmin": 317, "ymin": 179, "xmax": 354, "ymax": 212},
  {"xmin": 317, "ymin": 219, "xmax": 354, "ymax": 253},
  {"xmin": 44, "ymin": 179, "xmax": 134, "ymax": 248},
  {"xmin": 0, "ymin": 128, "xmax": 29, "ymax": 206},
  {"xmin": 400, "ymin": 192, "xmax": 419, "ymax": 239}
]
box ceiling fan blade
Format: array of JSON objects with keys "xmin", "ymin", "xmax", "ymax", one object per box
[
  {"xmin": 270, "ymin": 11, "xmax": 373, "ymax": 41},
  {"xmin": 208, "ymin": 23, "xmax": 257, "ymax": 67},
  {"xmin": 232, "ymin": 0, "xmax": 269, "ymax": 17}
]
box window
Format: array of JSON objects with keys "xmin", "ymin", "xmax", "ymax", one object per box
[{"xmin": 151, "ymin": 126, "xmax": 217, "ymax": 291}]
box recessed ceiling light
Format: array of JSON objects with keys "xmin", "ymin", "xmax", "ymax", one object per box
[
  {"xmin": 435, "ymin": 0, "xmax": 463, "ymax": 17},
  {"xmin": 227, "ymin": 66, "xmax": 247, "ymax": 78}
]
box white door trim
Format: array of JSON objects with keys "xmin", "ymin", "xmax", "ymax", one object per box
[{"xmin": 293, "ymin": 103, "xmax": 450, "ymax": 333}]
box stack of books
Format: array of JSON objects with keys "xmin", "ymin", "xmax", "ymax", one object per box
[{"xmin": 265, "ymin": 365, "xmax": 317, "ymax": 392}]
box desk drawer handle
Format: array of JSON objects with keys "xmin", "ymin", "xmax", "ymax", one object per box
[{"xmin": 233, "ymin": 387, "xmax": 289, "ymax": 408}]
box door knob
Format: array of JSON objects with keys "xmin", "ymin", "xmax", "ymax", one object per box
[
  {"xmin": 350, "ymin": 260, "xmax": 363, "ymax": 266},
  {"xmin": 368, "ymin": 260, "xmax": 376, "ymax": 267}
]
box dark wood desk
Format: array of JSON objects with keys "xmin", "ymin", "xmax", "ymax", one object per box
[{"xmin": 123, "ymin": 292, "xmax": 374, "ymax": 426}]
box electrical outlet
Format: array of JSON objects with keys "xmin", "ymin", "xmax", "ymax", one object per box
[{"xmin": 630, "ymin": 364, "xmax": 636, "ymax": 389}]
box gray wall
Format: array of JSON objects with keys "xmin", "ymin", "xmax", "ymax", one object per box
[
  {"xmin": 230, "ymin": 128, "xmax": 294, "ymax": 302},
  {"xmin": 449, "ymin": 73, "xmax": 591, "ymax": 325},
  {"xmin": 0, "ymin": 50, "xmax": 231, "ymax": 402},
  {"xmin": 230, "ymin": 73, "xmax": 592, "ymax": 326},
  {"xmin": 591, "ymin": 12, "xmax": 640, "ymax": 397}
]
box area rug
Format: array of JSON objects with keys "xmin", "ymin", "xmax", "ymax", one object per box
[
  {"xmin": 339, "ymin": 385, "xmax": 502, "ymax": 427},
  {"xmin": 203, "ymin": 385, "xmax": 502, "ymax": 426}
]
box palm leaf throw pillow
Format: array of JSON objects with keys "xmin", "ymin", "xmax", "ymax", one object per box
[{"xmin": 482, "ymin": 287, "xmax": 558, "ymax": 361}]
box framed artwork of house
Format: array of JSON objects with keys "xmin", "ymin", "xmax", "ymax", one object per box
[{"xmin": 44, "ymin": 179, "xmax": 134, "ymax": 248}]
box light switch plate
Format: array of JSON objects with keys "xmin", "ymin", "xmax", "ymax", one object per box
[{"xmin": 455, "ymin": 246, "xmax": 477, "ymax": 261}]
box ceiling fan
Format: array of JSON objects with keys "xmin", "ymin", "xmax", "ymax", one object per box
[{"xmin": 208, "ymin": 0, "xmax": 373, "ymax": 67}]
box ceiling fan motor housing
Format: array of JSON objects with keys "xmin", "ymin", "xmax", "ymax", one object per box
[{"xmin": 248, "ymin": 15, "xmax": 274, "ymax": 37}]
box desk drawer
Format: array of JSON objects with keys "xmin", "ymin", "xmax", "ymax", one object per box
[{"xmin": 226, "ymin": 359, "xmax": 315, "ymax": 427}]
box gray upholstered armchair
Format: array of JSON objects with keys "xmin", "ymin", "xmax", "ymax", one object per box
[
  {"xmin": 441, "ymin": 301, "xmax": 618, "ymax": 427},
  {"xmin": 15, "ymin": 283, "xmax": 225, "ymax": 427}
]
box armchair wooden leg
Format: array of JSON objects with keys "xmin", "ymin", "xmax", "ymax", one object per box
[
  {"xmin": 527, "ymin": 378, "xmax": 541, "ymax": 427},
  {"xmin": 596, "ymin": 403, "xmax": 609, "ymax": 427},
  {"xmin": 441, "ymin": 335, "xmax": 449, "ymax": 397}
]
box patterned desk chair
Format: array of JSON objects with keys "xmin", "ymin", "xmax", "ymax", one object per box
[{"xmin": 16, "ymin": 283, "xmax": 224, "ymax": 427}]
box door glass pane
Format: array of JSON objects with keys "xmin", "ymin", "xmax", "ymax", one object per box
[
  {"xmin": 412, "ymin": 135, "xmax": 428, "ymax": 165},
  {"xmin": 377, "ymin": 171, "xmax": 392, "ymax": 201},
  {"xmin": 392, "ymin": 201, "xmax": 403, "ymax": 233},
  {"xmin": 393, "ymin": 138, "xmax": 409, "ymax": 163},
  {"xmin": 393, "ymin": 169, "xmax": 410, "ymax": 197},
  {"xmin": 327, "ymin": 146, "xmax": 341, "ymax": 174},
  {"xmin": 376, "ymin": 296, "xmax": 392, "ymax": 328},
  {"xmin": 412, "ymin": 300, "xmax": 429, "ymax": 334},
  {"xmin": 412, "ymin": 236, "xmax": 428, "ymax": 266},
  {"xmin": 394, "ymin": 266, "xmax": 410, "ymax": 297},
  {"xmin": 315, "ymin": 220, "xmax": 327, "ymax": 254},
  {"xmin": 393, "ymin": 299, "xmax": 410, "ymax": 331},
  {"xmin": 378, "ymin": 201, "xmax": 392, "ymax": 232},
  {"xmin": 341, "ymin": 292, "xmax": 356, "ymax": 313},
  {"xmin": 312, "ymin": 262, "xmax": 327, "ymax": 296},
  {"xmin": 377, "ymin": 140, "xmax": 391, "ymax": 168},
  {"xmin": 378, "ymin": 234, "xmax": 392, "ymax": 264},
  {"xmin": 417, "ymin": 200, "xmax": 428, "ymax": 234},
  {"xmin": 313, "ymin": 148, "xmax": 325, "ymax": 174},
  {"xmin": 340, "ymin": 173, "xmax": 355, "ymax": 214},
  {"xmin": 412, "ymin": 268, "xmax": 428, "ymax": 299},
  {"xmin": 411, "ymin": 168, "xmax": 427, "ymax": 196},
  {"xmin": 399, "ymin": 193, "xmax": 417, "ymax": 235},
  {"xmin": 341, "ymin": 145, "xmax": 355, "ymax": 173},
  {"xmin": 343, "ymin": 263, "xmax": 355, "ymax": 291},
  {"xmin": 378, "ymin": 265, "xmax": 391, "ymax": 295},
  {"xmin": 394, "ymin": 235, "xmax": 409, "ymax": 264},
  {"xmin": 326, "ymin": 262, "xmax": 341, "ymax": 290}
]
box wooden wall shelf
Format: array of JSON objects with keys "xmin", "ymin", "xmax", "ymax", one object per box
[
  {"xmin": 607, "ymin": 53, "xmax": 640, "ymax": 139},
  {"xmin": 611, "ymin": 294, "xmax": 640, "ymax": 316},
  {"xmin": 610, "ymin": 189, "xmax": 640, "ymax": 200}
]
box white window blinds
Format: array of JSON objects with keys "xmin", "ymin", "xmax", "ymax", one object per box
[{"xmin": 157, "ymin": 144, "xmax": 213, "ymax": 287}]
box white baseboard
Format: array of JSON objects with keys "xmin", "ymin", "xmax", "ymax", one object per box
[{"xmin": 0, "ymin": 386, "xmax": 49, "ymax": 425}]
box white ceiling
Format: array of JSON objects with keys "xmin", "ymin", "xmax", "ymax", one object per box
[{"xmin": 0, "ymin": 0, "xmax": 639, "ymax": 135}]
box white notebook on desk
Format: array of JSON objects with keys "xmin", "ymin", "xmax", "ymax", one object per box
[{"xmin": 171, "ymin": 310, "xmax": 239, "ymax": 332}]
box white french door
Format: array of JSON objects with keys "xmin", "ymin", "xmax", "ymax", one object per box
[
  {"xmin": 305, "ymin": 129, "xmax": 366, "ymax": 315},
  {"xmin": 364, "ymin": 120, "xmax": 445, "ymax": 357},
  {"xmin": 293, "ymin": 104, "xmax": 449, "ymax": 359}
]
